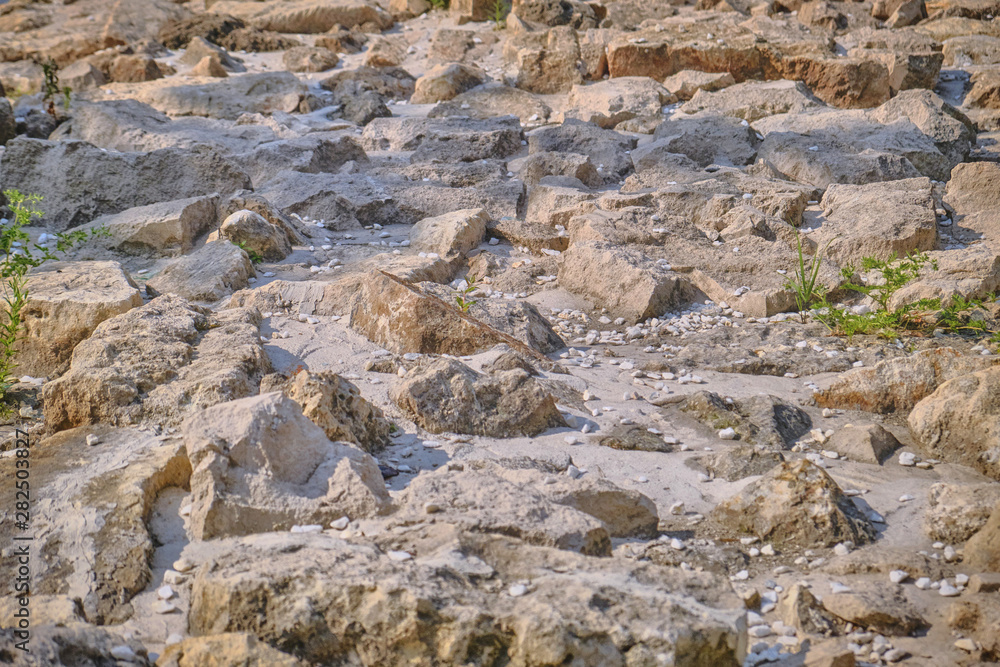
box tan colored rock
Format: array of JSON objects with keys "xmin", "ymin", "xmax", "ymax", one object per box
[
  {"xmin": 0, "ymin": 624, "xmax": 151, "ymax": 666},
  {"xmin": 157, "ymin": 633, "xmax": 306, "ymax": 667},
  {"xmin": 81, "ymin": 195, "xmax": 220, "ymax": 257},
  {"xmin": 778, "ymin": 583, "xmax": 839, "ymax": 636},
  {"xmin": 409, "ymin": 208, "xmax": 489, "ymax": 259},
  {"xmin": 364, "ymin": 35, "xmax": 407, "ymax": 68},
  {"xmin": 281, "ymin": 370, "xmax": 392, "ymax": 454},
  {"xmin": 390, "ymin": 0, "xmax": 431, "ymax": 18},
  {"xmin": 179, "ymin": 36, "xmax": 245, "ymax": 71},
  {"xmin": 282, "ymin": 45, "xmax": 339, "ymax": 72},
  {"xmin": 411, "ymin": 63, "xmax": 489, "ymax": 103},
  {"xmin": 815, "ymin": 347, "xmax": 998, "ymax": 414},
  {"xmin": 814, "ymin": 178, "xmax": 937, "ymax": 267},
  {"xmin": 146, "ymin": 240, "xmax": 254, "ymax": 303},
  {"xmin": 215, "ymin": 209, "xmax": 291, "ymax": 261},
  {"xmin": 947, "ymin": 595, "xmax": 1000, "ymax": 658},
  {"xmin": 190, "ymin": 54, "xmax": 229, "ymax": 78},
  {"xmin": 663, "ymin": 70, "xmax": 736, "ymax": 101},
  {"xmin": 558, "ymin": 241, "xmax": 684, "ymax": 323},
  {"xmin": 17, "ymin": 261, "xmax": 142, "ymax": 378},
  {"xmin": 43, "ymin": 295, "xmax": 271, "ymax": 432},
  {"xmin": 925, "ymin": 482, "xmax": 1000, "ymax": 543},
  {"xmin": 712, "ymin": 459, "xmax": 876, "ymax": 548},
  {"xmin": 943, "ymin": 35, "xmax": 1000, "ymax": 65},
  {"xmin": 945, "ymin": 161, "xmax": 1000, "ymax": 243},
  {"xmin": 186, "ymin": 529, "xmax": 747, "ymax": 666},
  {"xmin": 822, "ymin": 584, "xmax": 928, "ymax": 635},
  {"xmin": 825, "ymin": 424, "xmax": 900, "ymax": 464},
  {"xmin": 59, "ymin": 60, "xmax": 107, "ymax": 91},
  {"xmin": 184, "ymin": 392, "xmax": 391, "ymax": 540},
  {"xmin": 391, "ymin": 357, "xmax": 566, "ymax": 437},
  {"xmin": 507, "ymin": 26, "xmax": 584, "ymax": 94},
  {"xmin": 565, "ymin": 76, "xmax": 676, "ymax": 128},
  {"xmin": 908, "ymin": 366, "xmax": 1000, "ymax": 481},
  {"xmin": 681, "ymin": 79, "xmax": 824, "ymax": 122},
  {"xmin": 210, "ymin": 0, "xmax": 393, "ymax": 32},
  {"xmin": 0, "ymin": 426, "xmax": 190, "ymax": 624},
  {"xmin": 507, "ymin": 151, "xmax": 601, "ymax": 187}
]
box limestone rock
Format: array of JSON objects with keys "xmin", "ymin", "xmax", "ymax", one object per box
[
  {"xmin": 681, "ymin": 391, "xmax": 812, "ymax": 449},
  {"xmin": 391, "ymin": 357, "xmax": 567, "ymax": 437},
  {"xmin": 652, "ymin": 113, "xmax": 761, "ymax": 168},
  {"xmin": 186, "ymin": 529, "xmax": 746, "ymax": 666},
  {"xmin": 409, "ymin": 208, "xmax": 488, "ymax": 260},
  {"xmin": 815, "ymin": 347, "xmax": 997, "ymax": 414},
  {"xmin": 908, "ymin": 366, "xmax": 1000, "ymax": 481},
  {"xmin": 157, "ymin": 633, "xmax": 306, "ymax": 667},
  {"xmin": 282, "ymin": 45, "xmax": 339, "ymax": 72},
  {"xmin": 825, "ymin": 424, "xmax": 900, "ymax": 464},
  {"xmin": 189, "ymin": 54, "xmax": 229, "ymax": 78},
  {"xmin": 705, "ymin": 446, "xmax": 787, "ymax": 481},
  {"xmin": 0, "ymin": 138, "xmax": 251, "ymax": 232},
  {"xmin": 210, "ymin": 0, "xmax": 394, "ymax": 32},
  {"xmin": 429, "ymin": 82, "xmax": 552, "ymax": 124},
  {"xmin": 965, "ymin": 502, "xmax": 1000, "ymax": 572},
  {"xmin": 821, "ymin": 584, "xmax": 928, "ymax": 635},
  {"xmin": 146, "ymin": 240, "xmax": 255, "ymax": 303},
  {"xmin": 17, "ymin": 261, "xmax": 143, "ymax": 378},
  {"xmin": 945, "ymin": 161, "xmax": 1000, "ymax": 244},
  {"xmin": 925, "ymin": 482, "xmax": 1000, "ymax": 543},
  {"xmin": 216, "ymin": 209, "xmax": 292, "ymax": 261},
  {"xmin": 43, "ymin": 295, "xmax": 271, "ymax": 432},
  {"xmin": 663, "ymin": 70, "xmax": 737, "ymax": 101},
  {"xmin": 281, "ymin": 370, "xmax": 392, "ymax": 454},
  {"xmin": 778, "ymin": 583, "xmax": 839, "ymax": 636},
  {"xmin": 527, "ymin": 119, "xmax": 637, "ymax": 184},
  {"xmin": 0, "ymin": 624, "xmax": 152, "ymax": 666},
  {"xmin": 565, "ymin": 76, "xmax": 676, "ymax": 129},
  {"xmin": 712, "ymin": 459, "xmax": 876, "ymax": 548},
  {"xmin": 364, "ymin": 35, "xmax": 408, "ymax": 68},
  {"xmin": 78, "ymin": 195, "xmax": 220, "ymax": 257},
  {"xmin": 183, "ymin": 392, "xmax": 391, "ymax": 540},
  {"xmin": 681, "ymin": 79, "xmax": 825, "ymax": 122},
  {"xmin": 411, "ymin": 63, "xmax": 489, "ymax": 104}
]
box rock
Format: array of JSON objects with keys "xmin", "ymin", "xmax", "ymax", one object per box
[
  {"xmin": 282, "ymin": 45, "xmax": 339, "ymax": 72},
  {"xmin": 72, "ymin": 195, "xmax": 219, "ymax": 258},
  {"xmin": 705, "ymin": 445, "xmax": 787, "ymax": 481},
  {"xmin": 965, "ymin": 500, "xmax": 1000, "ymax": 572},
  {"xmin": 651, "ymin": 113, "xmax": 760, "ymax": 168},
  {"xmin": 908, "ymin": 366, "xmax": 1000, "ymax": 480},
  {"xmin": 680, "ymin": 79, "xmax": 825, "ymax": 122},
  {"xmin": 663, "ymin": 70, "xmax": 736, "ymax": 101},
  {"xmin": 813, "ymin": 178, "xmax": 937, "ymax": 267},
  {"xmin": 43, "ymin": 295, "xmax": 271, "ymax": 432},
  {"xmin": 280, "ymin": 370, "xmax": 392, "ymax": 454},
  {"xmin": 681, "ymin": 391, "xmax": 812, "ymax": 449},
  {"xmin": 391, "ymin": 357, "xmax": 566, "ymax": 437},
  {"xmin": 821, "ymin": 584, "xmax": 928, "ymax": 635},
  {"xmin": 146, "ymin": 240, "xmax": 255, "ymax": 303},
  {"xmin": 0, "ymin": 137, "xmax": 251, "ymax": 232},
  {"xmin": 109, "ymin": 55, "xmax": 165, "ymax": 83},
  {"xmin": 103, "ymin": 71, "xmax": 306, "ymax": 120},
  {"xmin": 187, "ymin": 527, "xmax": 745, "ymax": 665},
  {"xmin": 527, "ymin": 119, "xmax": 637, "ymax": 184},
  {"xmin": 210, "ymin": 0, "xmax": 394, "ymax": 32},
  {"xmin": 712, "ymin": 459, "xmax": 876, "ymax": 548},
  {"xmin": 507, "ymin": 151, "xmax": 601, "ymax": 187},
  {"xmin": 0, "ymin": 427, "xmax": 189, "ymax": 624},
  {"xmin": 506, "ymin": 26, "xmax": 586, "ymax": 94},
  {"xmin": 565, "ymin": 76, "xmax": 675, "ymax": 129},
  {"xmin": 184, "ymin": 392, "xmax": 390, "ymax": 540},
  {"xmin": 321, "ymin": 65, "xmax": 416, "ymax": 100},
  {"xmin": 216, "ymin": 209, "xmax": 292, "ymax": 261},
  {"xmin": 157, "ymin": 633, "xmax": 306, "ymax": 667},
  {"xmin": 825, "ymin": 424, "xmax": 900, "ymax": 464},
  {"xmin": 364, "ymin": 35, "xmax": 408, "ymax": 68},
  {"xmin": 925, "ymin": 482, "xmax": 1000, "ymax": 543},
  {"xmin": 409, "ymin": 208, "xmax": 488, "ymax": 260},
  {"xmin": 600, "ymin": 423, "xmax": 674, "ymax": 452},
  {"xmin": 462, "ymin": 300, "xmax": 566, "ymax": 354},
  {"xmin": 778, "ymin": 583, "xmax": 840, "ymax": 636},
  {"xmin": 0, "ymin": 624, "xmax": 152, "ymax": 666},
  {"xmin": 189, "ymin": 54, "xmax": 229, "ymax": 78},
  {"xmin": 815, "ymin": 348, "xmax": 997, "ymax": 414},
  {"xmin": 178, "ymin": 36, "xmax": 245, "ymax": 72},
  {"xmin": 60, "ymin": 60, "xmax": 108, "ymax": 91},
  {"xmin": 947, "ymin": 595, "xmax": 1000, "ymax": 659},
  {"xmin": 158, "ymin": 13, "xmax": 247, "ymax": 49},
  {"xmin": 945, "ymin": 161, "xmax": 1000, "ymax": 244},
  {"xmin": 557, "ymin": 242, "xmax": 684, "ymax": 323},
  {"xmin": 411, "ymin": 63, "xmax": 489, "ymax": 104},
  {"xmin": 17, "ymin": 261, "xmax": 143, "ymax": 378},
  {"xmin": 430, "ymin": 83, "xmax": 553, "ymax": 124},
  {"xmin": 361, "ymin": 115, "xmax": 523, "ymax": 163}
]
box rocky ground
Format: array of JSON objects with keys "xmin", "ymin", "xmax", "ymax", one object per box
[{"xmin": 0, "ymin": 0, "xmax": 999, "ymax": 665}]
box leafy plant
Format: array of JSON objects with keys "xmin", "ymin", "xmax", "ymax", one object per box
[
  {"xmin": 0, "ymin": 190, "xmax": 106, "ymax": 399},
  {"xmin": 428, "ymin": 0, "xmax": 448, "ymax": 10},
  {"xmin": 41, "ymin": 58, "xmax": 63, "ymax": 117},
  {"xmin": 62, "ymin": 85, "xmax": 72, "ymax": 110},
  {"xmin": 839, "ymin": 250, "xmax": 936, "ymax": 314},
  {"xmin": 454, "ymin": 274, "xmax": 478, "ymax": 312},
  {"xmin": 489, "ymin": 0, "xmax": 510, "ymax": 29},
  {"xmin": 236, "ymin": 241, "xmax": 263, "ymax": 264},
  {"xmin": 783, "ymin": 232, "xmax": 832, "ymax": 323}
]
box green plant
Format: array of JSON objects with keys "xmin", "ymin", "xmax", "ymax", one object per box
[
  {"xmin": 236, "ymin": 241, "xmax": 263, "ymax": 264},
  {"xmin": 62, "ymin": 85, "xmax": 72, "ymax": 110},
  {"xmin": 783, "ymin": 232, "xmax": 832, "ymax": 323},
  {"xmin": 454, "ymin": 274, "xmax": 478, "ymax": 312},
  {"xmin": 41, "ymin": 58, "xmax": 62, "ymax": 117},
  {"xmin": 489, "ymin": 0, "xmax": 510, "ymax": 29},
  {"xmin": 840, "ymin": 250, "xmax": 936, "ymax": 313},
  {"xmin": 428, "ymin": 0, "xmax": 448, "ymax": 10},
  {"xmin": 0, "ymin": 190, "xmax": 105, "ymax": 399}
]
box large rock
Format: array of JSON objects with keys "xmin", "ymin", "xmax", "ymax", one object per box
[
  {"xmin": 558, "ymin": 242, "xmax": 684, "ymax": 323},
  {"xmin": 651, "ymin": 113, "xmax": 760, "ymax": 168},
  {"xmin": 429, "ymin": 83, "xmax": 553, "ymax": 124},
  {"xmin": 527, "ymin": 119, "xmax": 637, "ymax": 184},
  {"xmin": 17, "ymin": 261, "xmax": 143, "ymax": 378},
  {"xmin": 0, "ymin": 138, "xmax": 251, "ymax": 232},
  {"xmin": 908, "ymin": 366, "xmax": 1000, "ymax": 481},
  {"xmin": 186, "ymin": 529, "xmax": 747, "ymax": 666},
  {"xmin": 506, "ymin": 26, "xmax": 586, "ymax": 94},
  {"xmin": 681, "ymin": 391, "xmax": 811, "ymax": 449},
  {"xmin": 925, "ymin": 482, "xmax": 1000, "ymax": 543},
  {"xmin": 965, "ymin": 501, "xmax": 1000, "ymax": 572},
  {"xmin": 210, "ymin": 0, "xmax": 394, "ymax": 32},
  {"xmin": 362, "ymin": 115, "xmax": 524, "ymax": 163},
  {"xmin": 409, "ymin": 208, "xmax": 488, "ymax": 260},
  {"xmin": 235, "ymin": 134, "xmax": 369, "ymax": 189},
  {"xmin": 821, "ymin": 585, "xmax": 928, "ymax": 636},
  {"xmin": 565, "ymin": 76, "xmax": 675, "ymax": 128},
  {"xmin": 712, "ymin": 459, "xmax": 876, "ymax": 548},
  {"xmin": 76, "ymin": 195, "xmax": 220, "ymax": 257},
  {"xmin": 280, "ymin": 370, "xmax": 392, "ymax": 454},
  {"xmin": 812, "ymin": 178, "xmax": 938, "ymax": 267},
  {"xmin": 183, "ymin": 392, "xmax": 391, "ymax": 540},
  {"xmin": 0, "ymin": 426, "xmax": 189, "ymax": 624},
  {"xmin": 825, "ymin": 423, "xmax": 900, "ymax": 464},
  {"xmin": 945, "ymin": 161, "xmax": 1000, "ymax": 243},
  {"xmin": 680, "ymin": 79, "xmax": 825, "ymax": 122},
  {"xmin": 158, "ymin": 633, "xmax": 305, "ymax": 667},
  {"xmin": 391, "ymin": 357, "xmax": 567, "ymax": 437},
  {"xmin": 411, "ymin": 63, "xmax": 489, "ymax": 104},
  {"xmin": 146, "ymin": 240, "xmax": 255, "ymax": 302},
  {"xmin": 0, "ymin": 624, "xmax": 152, "ymax": 666},
  {"xmin": 815, "ymin": 347, "xmax": 998, "ymax": 414},
  {"xmin": 43, "ymin": 295, "xmax": 271, "ymax": 432},
  {"xmin": 215, "ymin": 209, "xmax": 292, "ymax": 261}
]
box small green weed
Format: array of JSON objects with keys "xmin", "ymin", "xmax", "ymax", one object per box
[
  {"xmin": 489, "ymin": 0, "xmax": 510, "ymax": 29},
  {"xmin": 783, "ymin": 232, "xmax": 832, "ymax": 324},
  {"xmin": 454, "ymin": 274, "xmax": 478, "ymax": 312},
  {"xmin": 236, "ymin": 241, "xmax": 263, "ymax": 264}
]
